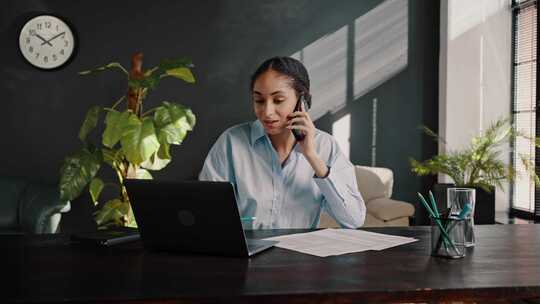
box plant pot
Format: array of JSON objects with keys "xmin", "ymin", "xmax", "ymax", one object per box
[
  {"xmin": 431, "ymin": 183, "xmax": 495, "ymax": 225},
  {"xmin": 475, "ymin": 187, "xmax": 496, "ymax": 224}
]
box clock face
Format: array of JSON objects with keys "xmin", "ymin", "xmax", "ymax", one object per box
[{"xmin": 19, "ymin": 15, "xmax": 76, "ymax": 69}]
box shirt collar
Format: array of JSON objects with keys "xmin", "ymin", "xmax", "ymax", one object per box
[
  {"xmin": 250, "ymin": 120, "xmax": 303, "ymax": 154},
  {"xmin": 250, "ymin": 120, "xmax": 266, "ymax": 146}
]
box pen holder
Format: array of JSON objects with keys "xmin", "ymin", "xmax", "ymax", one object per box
[{"xmin": 430, "ymin": 216, "xmax": 466, "ymax": 259}]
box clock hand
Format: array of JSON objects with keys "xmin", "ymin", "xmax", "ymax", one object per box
[
  {"xmin": 41, "ymin": 32, "xmax": 65, "ymax": 46},
  {"xmin": 35, "ymin": 34, "xmax": 53, "ymax": 46}
]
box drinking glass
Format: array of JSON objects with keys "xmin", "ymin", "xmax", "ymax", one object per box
[{"xmin": 447, "ymin": 187, "xmax": 475, "ymax": 247}]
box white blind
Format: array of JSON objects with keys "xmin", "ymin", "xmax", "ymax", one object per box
[{"xmin": 512, "ymin": 0, "xmax": 537, "ymax": 212}]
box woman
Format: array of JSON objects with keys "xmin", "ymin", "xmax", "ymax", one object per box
[{"xmin": 199, "ymin": 56, "xmax": 365, "ymax": 229}]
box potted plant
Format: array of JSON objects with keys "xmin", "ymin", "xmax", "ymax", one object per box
[
  {"xmin": 410, "ymin": 117, "xmax": 540, "ymax": 224},
  {"xmin": 59, "ymin": 52, "xmax": 196, "ymax": 228}
]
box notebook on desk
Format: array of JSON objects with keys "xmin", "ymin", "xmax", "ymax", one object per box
[{"xmin": 124, "ymin": 179, "xmax": 277, "ymax": 257}]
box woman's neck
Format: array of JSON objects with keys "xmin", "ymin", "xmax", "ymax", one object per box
[{"xmin": 268, "ymin": 131, "xmax": 296, "ymax": 154}]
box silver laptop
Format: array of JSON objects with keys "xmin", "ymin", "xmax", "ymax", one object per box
[{"xmin": 125, "ymin": 179, "xmax": 277, "ymax": 257}]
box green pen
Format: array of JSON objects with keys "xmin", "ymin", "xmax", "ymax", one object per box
[
  {"xmin": 240, "ymin": 217, "xmax": 256, "ymax": 221},
  {"xmin": 418, "ymin": 193, "xmax": 459, "ymax": 253},
  {"xmin": 428, "ymin": 191, "xmax": 440, "ymax": 218}
]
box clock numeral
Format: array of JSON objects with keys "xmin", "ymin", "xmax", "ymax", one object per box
[
  {"xmin": 45, "ymin": 21, "xmax": 51, "ymax": 29},
  {"xmin": 28, "ymin": 46, "xmax": 33, "ymax": 53},
  {"xmin": 44, "ymin": 56, "xmax": 48, "ymax": 63},
  {"xmin": 52, "ymin": 54, "xmax": 57, "ymax": 61},
  {"xmin": 56, "ymin": 24, "xmax": 59, "ymax": 32},
  {"xmin": 26, "ymin": 37, "xmax": 30, "ymax": 44},
  {"xmin": 37, "ymin": 23, "xmax": 42, "ymax": 30},
  {"xmin": 60, "ymin": 49, "xmax": 65, "ymax": 55},
  {"xmin": 35, "ymin": 52, "xmax": 40, "ymax": 59},
  {"xmin": 64, "ymin": 40, "xmax": 69, "ymax": 47},
  {"xmin": 29, "ymin": 29, "xmax": 36, "ymax": 36}
]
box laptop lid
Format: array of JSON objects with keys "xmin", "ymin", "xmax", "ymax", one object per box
[{"xmin": 125, "ymin": 179, "xmax": 250, "ymax": 257}]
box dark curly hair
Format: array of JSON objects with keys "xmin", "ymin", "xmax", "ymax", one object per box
[{"xmin": 250, "ymin": 56, "xmax": 312, "ymax": 109}]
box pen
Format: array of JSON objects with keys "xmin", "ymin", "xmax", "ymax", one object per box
[
  {"xmin": 458, "ymin": 203, "xmax": 472, "ymax": 219},
  {"xmin": 428, "ymin": 191, "xmax": 440, "ymax": 218},
  {"xmin": 417, "ymin": 193, "xmax": 459, "ymax": 252},
  {"xmin": 240, "ymin": 217, "xmax": 256, "ymax": 221}
]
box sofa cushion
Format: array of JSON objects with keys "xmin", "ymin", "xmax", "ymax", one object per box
[
  {"xmin": 1, "ymin": 177, "xmax": 70, "ymax": 233},
  {"xmin": 354, "ymin": 166, "xmax": 393, "ymax": 201},
  {"xmin": 0, "ymin": 177, "xmax": 27, "ymax": 229},
  {"xmin": 364, "ymin": 213, "xmax": 410, "ymax": 227},
  {"xmin": 367, "ymin": 197, "xmax": 415, "ymax": 222},
  {"xmin": 20, "ymin": 182, "xmax": 66, "ymax": 233}
]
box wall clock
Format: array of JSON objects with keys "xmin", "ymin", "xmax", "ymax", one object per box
[{"xmin": 18, "ymin": 15, "xmax": 77, "ymax": 70}]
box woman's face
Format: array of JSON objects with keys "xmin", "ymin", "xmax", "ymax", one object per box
[{"xmin": 252, "ymin": 69, "xmax": 298, "ymax": 136}]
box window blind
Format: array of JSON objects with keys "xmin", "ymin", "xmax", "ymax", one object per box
[{"xmin": 511, "ymin": 0, "xmax": 539, "ymax": 220}]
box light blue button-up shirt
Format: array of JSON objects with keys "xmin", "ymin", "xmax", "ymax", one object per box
[{"xmin": 199, "ymin": 120, "xmax": 366, "ymax": 229}]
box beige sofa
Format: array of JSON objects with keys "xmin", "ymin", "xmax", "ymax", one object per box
[{"xmin": 319, "ymin": 165, "xmax": 415, "ymax": 228}]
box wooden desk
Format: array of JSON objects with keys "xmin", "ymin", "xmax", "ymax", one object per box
[{"xmin": 3, "ymin": 225, "xmax": 540, "ymax": 303}]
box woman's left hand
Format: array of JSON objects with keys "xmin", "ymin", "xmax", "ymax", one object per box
[{"xmin": 286, "ymin": 102, "xmax": 317, "ymax": 157}]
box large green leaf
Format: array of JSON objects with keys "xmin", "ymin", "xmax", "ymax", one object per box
[
  {"xmin": 143, "ymin": 75, "xmax": 160, "ymax": 90},
  {"xmin": 141, "ymin": 144, "xmax": 171, "ymax": 171},
  {"xmin": 135, "ymin": 168, "xmax": 153, "ymax": 179},
  {"xmin": 126, "ymin": 58, "xmax": 194, "ymax": 91},
  {"xmin": 154, "ymin": 102, "xmax": 196, "ymax": 145},
  {"xmin": 158, "ymin": 58, "xmax": 194, "ymax": 70},
  {"xmin": 165, "ymin": 67, "xmax": 195, "ymax": 83},
  {"xmin": 127, "ymin": 165, "xmax": 154, "ymax": 179},
  {"xmin": 79, "ymin": 62, "xmax": 128, "ymax": 76},
  {"xmin": 157, "ymin": 143, "xmax": 171, "ymax": 159},
  {"xmin": 140, "ymin": 154, "xmax": 171, "ymax": 171},
  {"xmin": 162, "ymin": 101, "xmax": 196, "ymax": 129},
  {"xmin": 184, "ymin": 107, "xmax": 196, "ymax": 128},
  {"xmin": 95, "ymin": 199, "xmax": 127, "ymax": 227},
  {"xmin": 102, "ymin": 110, "xmax": 130, "ymax": 148},
  {"xmin": 89, "ymin": 177, "xmax": 104, "ymax": 205},
  {"xmin": 59, "ymin": 148, "xmax": 102, "ymax": 201},
  {"xmin": 157, "ymin": 123, "xmax": 187, "ymax": 145},
  {"xmin": 78, "ymin": 106, "xmax": 100, "ymax": 142},
  {"xmin": 102, "ymin": 147, "xmax": 121, "ymax": 167},
  {"xmin": 129, "ymin": 76, "xmax": 160, "ymax": 90},
  {"xmin": 120, "ymin": 115, "xmax": 160, "ymax": 165}
]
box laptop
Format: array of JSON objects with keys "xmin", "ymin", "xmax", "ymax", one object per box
[{"xmin": 124, "ymin": 179, "xmax": 277, "ymax": 257}]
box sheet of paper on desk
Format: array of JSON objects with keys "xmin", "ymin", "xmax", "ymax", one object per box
[{"xmin": 263, "ymin": 229, "xmax": 418, "ymax": 257}]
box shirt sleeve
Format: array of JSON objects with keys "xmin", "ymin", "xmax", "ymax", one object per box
[
  {"xmin": 198, "ymin": 133, "xmax": 233, "ymax": 182},
  {"xmin": 314, "ymin": 138, "xmax": 366, "ymax": 229}
]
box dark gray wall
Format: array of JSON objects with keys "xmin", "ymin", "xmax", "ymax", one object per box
[{"xmin": 0, "ymin": 0, "xmax": 439, "ymax": 230}]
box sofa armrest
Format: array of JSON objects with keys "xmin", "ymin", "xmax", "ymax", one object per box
[
  {"xmin": 19, "ymin": 183, "xmax": 71, "ymax": 234},
  {"xmin": 354, "ymin": 166, "xmax": 394, "ymax": 201},
  {"xmin": 366, "ymin": 197, "xmax": 415, "ymax": 222}
]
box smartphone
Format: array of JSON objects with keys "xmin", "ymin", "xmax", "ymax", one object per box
[{"xmin": 292, "ymin": 96, "xmax": 307, "ymax": 141}]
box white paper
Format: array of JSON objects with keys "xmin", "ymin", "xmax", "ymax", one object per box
[{"xmin": 263, "ymin": 228, "xmax": 418, "ymax": 257}]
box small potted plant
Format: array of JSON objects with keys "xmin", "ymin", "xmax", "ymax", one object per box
[
  {"xmin": 410, "ymin": 117, "xmax": 540, "ymax": 224},
  {"xmin": 59, "ymin": 52, "xmax": 196, "ymax": 228}
]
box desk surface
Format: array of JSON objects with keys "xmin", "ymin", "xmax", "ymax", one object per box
[{"xmin": 4, "ymin": 225, "xmax": 540, "ymax": 303}]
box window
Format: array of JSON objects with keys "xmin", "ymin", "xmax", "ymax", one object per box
[{"xmin": 511, "ymin": 0, "xmax": 540, "ymax": 221}]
